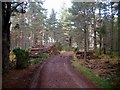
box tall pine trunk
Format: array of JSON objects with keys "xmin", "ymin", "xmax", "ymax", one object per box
[
  {"xmin": 84, "ymin": 25, "xmax": 87, "ymax": 60},
  {"xmin": 99, "ymin": 33, "xmax": 102, "ymax": 55},
  {"xmin": 118, "ymin": 1, "xmax": 120, "ymax": 58},
  {"xmin": 99, "ymin": 3, "xmax": 102, "ymax": 55},
  {"xmin": 110, "ymin": 3, "xmax": 114, "ymax": 58},
  {"xmin": 2, "ymin": 2, "xmax": 11, "ymax": 72},
  {"xmin": 93, "ymin": 10, "xmax": 97, "ymax": 50},
  {"xmin": 83, "ymin": 10, "xmax": 87, "ymax": 60}
]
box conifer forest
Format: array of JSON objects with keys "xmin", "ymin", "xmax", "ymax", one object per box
[{"xmin": 2, "ymin": 0, "xmax": 120, "ymax": 89}]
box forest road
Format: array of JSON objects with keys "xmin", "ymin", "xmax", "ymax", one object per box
[{"xmin": 29, "ymin": 51, "xmax": 99, "ymax": 88}]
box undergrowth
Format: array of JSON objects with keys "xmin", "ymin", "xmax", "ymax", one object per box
[
  {"xmin": 30, "ymin": 53, "xmax": 48, "ymax": 65},
  {"xmin": 71, "ymin": 54, "xmax": 113, "ymax": 88}
]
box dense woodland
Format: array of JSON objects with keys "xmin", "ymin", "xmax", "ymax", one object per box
[
  {"xmin": 2, "ymin": 1, "xmax": 120, "ymax": 88},
  {"xmin": 2, "ymin": 1, "xmax": 120, "ymax": 73}
]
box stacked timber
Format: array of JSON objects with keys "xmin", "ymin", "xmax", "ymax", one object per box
[
  {"xmin": 76, "ymin": 51, "xmax": 100, "ymax": 59},
  {"xmin": 48, "ymin": 45, "xmax": 60, "ymax": 56},
  {"xmin": 29, "ymin": 44, "xmax": 60, "ymax": 58}
]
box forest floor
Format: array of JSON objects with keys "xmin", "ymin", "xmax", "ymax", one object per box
[
  {"xmin": 75, "ymin": 58, "xmax": 120, "ymax": 88},
  {"xmin": 2, "ymin": 51, "xmax": 120, "ymax": 88},
  {"xmin": 3, "ymin": 51, "xmax": 98, "ymax": 88}
]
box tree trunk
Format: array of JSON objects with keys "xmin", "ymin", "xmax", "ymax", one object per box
[
  {"xmin": 84, "ymin": 25, "xmax": 87, "ymax": 60},
  {"xmin": 53, "ymin": 29, "xmax": 55, "ymax": 43},
  {"xmin": 69, "ymin": 36, "xmax": 72, "ymax": 48},
  {"xmin": 99, "ymin": 33, "xmax": 102, "ymax": 55},
  {"xmin": 93, "ymin": 12, "xmax": 97, "ymax": 50},
  {"xmin": 86, "ymin": 28, "xmax": 89, "ymax": 52},
  {"xmin": 99, "ymin": 3, "xmax": 102, "ymax": 55},
  {"xmin": 110, "ymin": 4, "xmax": 114, "ymax": 58},
  {"xmin": 2, "ymin": 2, "xmax": 11, "ymax": 72},
  {"xmin": 2, "ymin": 2, "xmax": 25, "ymax": 72},
  {"xmin": 83, "ymin": 10, "xmax": 87, "ymax": 60},
  {"xmin": 118, "ymin": 1, "xmax": 120, "ymax": 57},
  {"xmin": 103, "ymin": 36, "xmax": 106, "ymax": 54}
]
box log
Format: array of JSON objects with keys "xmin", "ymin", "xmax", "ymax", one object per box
[
  {"xmin": 29, "ymin": 44, "xmax": 60, "ymax": 58},
  {"xmin": 76, "ymin": 51, "xmax": 99, "ymax": 59}
]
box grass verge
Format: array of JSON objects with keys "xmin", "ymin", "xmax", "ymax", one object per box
[
  {"xmin": 30, "ymin": 53, "xmax": 48, "ymax": 65},
  {"xmin": 71, "ymin": 57, "xmax": 113, "ymax": 88}
]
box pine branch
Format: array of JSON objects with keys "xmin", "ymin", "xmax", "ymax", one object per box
[{"xmin": 11, "ymin": 2, "xmax": 24, "ymax": 12}]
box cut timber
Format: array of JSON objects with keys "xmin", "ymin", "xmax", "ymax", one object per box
[
  {"xmin": 75, "ymin": 51, "xmax": 100, "ymax": 60},
  {"xmin": 29, "ymin": 44, "xmax": 60, "ymax": 58}
]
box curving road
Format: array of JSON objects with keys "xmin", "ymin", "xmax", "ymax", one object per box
[{"xmin": 30, "ymin": 52, "xmax": 98, "ymax": 88}]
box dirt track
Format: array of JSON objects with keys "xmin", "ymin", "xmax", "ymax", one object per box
[{"xmin": 29, "ymin": 52, "xmax": 98, "ymax": 88}]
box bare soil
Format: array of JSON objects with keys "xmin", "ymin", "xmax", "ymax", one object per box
[{"xmin": 3, "ymin": 63, "xmax": 41, "ymax": 88}]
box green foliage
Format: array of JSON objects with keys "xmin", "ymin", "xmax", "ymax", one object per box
[
  {"xmin": 64, "ymin": 47, "xmax": 74, "ymax": 51},
  {"xmin": 112, "ymin": 51, "xmax": 119, "ymax": 56},
  {"xmin": 74, "ymin": 47, "xmax": 79, "ymax": 52},
  {"xmin": 30, "ymin": 58, "xmax": 41, "ymax": 65},
  {"xmin": 38, "ymin": 53, "xmax": 48, "ymax": 60},
  {"xmin": 100, "ymin": 24, "xmax": 106, "ymax": 35},
  {"xmin": 46, "ymin": 9, "xmax": 58, "ymax": 29},
  {"xmin": 55, "ymin": 42, "xmax": 63, "ymax": 51},
  {"xmin": 99, "ymin": 54, "xmax": 110, "ymax": 59},
  {"xmin": 9, "ymin": 51, "xmax": 16, "ymax": 69},
  {"xmin": 30, "ymin": 53, "xmax": 48, "ymax": 65},
  {"xmin": 14, "ymin": 23, "xmax": 19, "ymax": 29},
  {"xmin": 13, "ymin": 48, "xmax": 30, "ymax": 69}
]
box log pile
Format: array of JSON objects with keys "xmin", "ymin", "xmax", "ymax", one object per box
[
  {"xmin": 29, "ymin": 44, "xmax": 60, "ymax": 58},
  {"xmin": 48, "ymin": 45, "xmax": 60, "ymax": 56},
  {"xmin": 76, "ymin": 51, "xmax": 100, "ymax": 59}
]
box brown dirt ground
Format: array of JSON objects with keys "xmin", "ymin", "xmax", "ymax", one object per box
[
  {"xmin": 3, "ymin": 63, "xmax": 41, "ymax": 88},
  {"xmin": 77, "ymin": 59, "xmax": 120, "ymax": 88},
  {"xmin": 3, "ymin": 52, "xmax": 99, "ymax": 88},
  {"xmin": 36, "ymin": 52, "xmax": 98, "ymax": 88}
]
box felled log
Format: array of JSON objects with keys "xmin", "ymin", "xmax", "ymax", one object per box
[
  {"xmin": 29, "ymin": 44, "xmax": 60, "ymax": 58},
  {"xmin": 76, "ymin": 51, "xmax": 99, "ymax": 59},
  {"xmin": 48, "ymin": 45, "xmax": 60, "ymax": 56}
]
